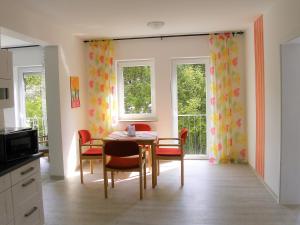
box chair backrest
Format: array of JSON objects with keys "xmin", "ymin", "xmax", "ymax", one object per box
[
  {"xmin": 180, "ymin": 128, "xmax": 188, "ymax": 145},
  {"xmin": 125, "ymin": 123, "xmax": 151, "ymax": 131},
  {"xmin": 78, "ymin": 130, "xmax": 91, "ymax": 145},
  {"xmin": 104, "ymin": 141, "xmax": 139, "ymax": 157}
]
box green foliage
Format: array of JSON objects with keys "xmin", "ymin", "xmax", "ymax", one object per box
[
  {"xmin": 177, "ymin": 64, "xmax": 207, "ymax": 154},
  {"xmin": 122, "ymin": 63, "xmax": 207, "ymax": 155},
  {"xmin": 24, "ymin": 74, "xmax": 43, "ymax": 133},
  {"xmin": 123, "ymin": 66, "xmax": 151, "ymax": 114}
]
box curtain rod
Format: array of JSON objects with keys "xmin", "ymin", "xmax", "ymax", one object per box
[
  {"xmin": 83, "ymin": 31, "xmax": 244, "ymax": 43},
  {"xmin": 1, "ymin": 45, "xmax": 40, "ymax": 50}
]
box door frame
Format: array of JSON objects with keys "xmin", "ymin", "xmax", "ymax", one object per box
[
  {"xmin": 17, "ymin": 65, "xmax": 45, "ymax": 127},
  {"xmin": 171, "ymin": 57, "xmax": 210, "ymax": 158}
]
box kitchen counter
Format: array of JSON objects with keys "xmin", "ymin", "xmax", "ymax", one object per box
[{"xmin": 0, "ymin": 152, "xmax": 43, "ymax": 177}]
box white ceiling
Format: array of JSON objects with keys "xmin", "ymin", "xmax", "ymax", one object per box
[
  {"xmin": 0, "ymin": 34, "xmax": 34, "ymax": 48},
  {"xmin": 12, "ymin": 0, "xmax": 276, "ymax": 39}
]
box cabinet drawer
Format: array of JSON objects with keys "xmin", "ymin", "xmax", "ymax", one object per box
[
  {"xmin": 12, "ymin": 172, "xmax": 41, "ymax": 209},
  {"xmin": 0, "ymin": 189, "xmax": 13, "ymax": 225},
  {"xmin": 0, "ymin": 173, "xmax": 11, "ymax": 192},
  {"xmin": 10, "ymin": 160, "xmax": 40, "ymax": 185},
  {"xmin": 14, "ymin": 194, "xmax": 44, "ymax": 225}
]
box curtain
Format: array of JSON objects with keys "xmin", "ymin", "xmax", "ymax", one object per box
[
  {"xmin": 208, "ymin": 33, "xmax": 247, "ymax": 163},
  {"xmin": 86, "ymin": 40, "xmax": 117, "ymax": 138},
  {"xmin": 254, "ymin": 15, "xmax": 265, "ymax": 177}
]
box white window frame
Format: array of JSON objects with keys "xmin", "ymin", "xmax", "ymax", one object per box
[
  {"xmin": 17, "ymin": 66, "xmax": 45, "ymax": 127},
  {"xmin": 116, "ymin": 59, "xmax": 156, "ymax": 121},
  {"xmin": 171, "ymin": 57, "xmax": 210, "ymax": 159}
]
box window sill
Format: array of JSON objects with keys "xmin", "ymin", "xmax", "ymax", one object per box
[{"xmin": 118, "ymin": 118, "xmax": 158, "ymax": 122}]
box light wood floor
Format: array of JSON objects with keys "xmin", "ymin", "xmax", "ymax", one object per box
[{"xmin": 40, "ymin": 158, "xmax": 300, "ymax": 225}]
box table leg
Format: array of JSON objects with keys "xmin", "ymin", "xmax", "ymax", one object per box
[{"xmin": 151, "ymin": 142, "xmax": 156, "ymax": 188}]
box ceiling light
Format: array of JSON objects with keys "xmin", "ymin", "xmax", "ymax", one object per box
[{"xmin": 147, "ymin": 21, "xmax": 165, "ymax": 29}]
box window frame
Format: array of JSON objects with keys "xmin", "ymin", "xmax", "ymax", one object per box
[
  {"xmin": 171, "ymin": 57, "xmax": 210, "ymax": 159},
  {"xmin": 116, "ymin": 59, "xmax": 156, "ymax": 121}
]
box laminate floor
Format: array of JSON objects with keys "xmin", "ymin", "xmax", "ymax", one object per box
[{"xmin": 40, "ymin": 158, "xmax": 300, "ymax": 225}]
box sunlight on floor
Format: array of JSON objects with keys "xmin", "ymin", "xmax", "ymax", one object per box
[{"xmin": 40, "ymin": 157, "xmax": 181, "ymax": 184}]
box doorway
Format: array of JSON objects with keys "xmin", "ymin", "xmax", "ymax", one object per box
[{"xmin": 172, "ymin": 57, "xmax": 209, "ymax": 158}]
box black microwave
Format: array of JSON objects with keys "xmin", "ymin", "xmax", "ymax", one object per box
[{"xmin": 0, "ymin": 127, "xmax": 38, "ymax": 163}]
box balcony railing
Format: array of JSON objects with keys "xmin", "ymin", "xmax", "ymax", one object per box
[
  {"xmin": 26, "ymin": 116, "xmax": 48, "ymax": 137},
  {"xmin": 178, "ymin": 114, "xmax": 207, "ymax": 155}
]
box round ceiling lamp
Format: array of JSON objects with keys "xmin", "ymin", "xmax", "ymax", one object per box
[{"xmin": 147, "ymin": 21, "xmax": 165, "ymax": 29}]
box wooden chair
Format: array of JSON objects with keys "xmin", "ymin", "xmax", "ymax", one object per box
[
  {"xmin": 38, "ymin": 135, "xmax": 49, "ymax": 160},
  {"xmin": 125, "ymin": 123, "xmax": 151, "ymax": 132},
  {"xmin": 78, "ymin": 130, "xmax": 103, "ymax": 184},
  {"xmin": 103, "ymin": 140, "xmax": 147, "ymax": 200},
  {"xmin": 125, "ymin": 123, "xmax": 152, "ymax": 169},
  {"xmin": 155, "ymin": 128, "xmax": 188, "ymax": 186}
]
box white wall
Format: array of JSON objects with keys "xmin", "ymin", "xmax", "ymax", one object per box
[
  {"xmin": 0, "ymin": 0, "xmax": 88, "ymax": 177},
  {"xmin": 245, "ymin": 26, "xmax": 256, "ymax": 168},
  {"xmin": 245, "ymin": 0, "xmax": 300, "ymax": 200},
  {"xmin": 280, "ymin": 43, "xmax": 300, "ymax": 204},
  {"xmin": 115, "ymin": 36, "xmax": 246, "ymax": 139},
  {"xmin": 11, "ymin": 47, "xmax": 44, "ymax": 67}
]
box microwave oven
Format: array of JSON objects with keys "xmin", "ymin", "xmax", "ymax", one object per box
[{"xmin": 0, "ymin": 127, "xmax": 38, "ymax": 163}]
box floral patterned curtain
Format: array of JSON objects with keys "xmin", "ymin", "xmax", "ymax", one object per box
[
  {"xmin": 208, "ymin": 33, "xmax": 247, "ymax": 163},
  {"xmin": 86, "ymin": 40, "xmax": 117, "ymax": 138}
]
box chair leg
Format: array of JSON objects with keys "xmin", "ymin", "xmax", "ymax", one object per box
[
  {"xmin": 157, "ymin": 159, "xmax": 160, "ymax": 176},
  {"xmin": 144, "ymin": 161, "xmax": 147, "ymax": 189},
  {"xmin": 147, "ymin": 150, "xmax": 151, "ymax": 171},
  {"xmin": 80, "ymin": 159, "xmax": 83, "ymax": 184},
  {"xmin": 139, "ymin": 168, "xmax": 143, "ymax": 200},
  {"xmin": 90, "ymin": 160, "xmax": 94, "ymax": 174},
  {"xmin": 104, "ymin": 168, "xmax": 108, "ymax": 198},
  {"xmin": 111, "ymin": 171, "xmax": 114, "ymax": 188},
  {"xmin": 181, "ymin": 159, "xmax": 184, "ymax": 186}
]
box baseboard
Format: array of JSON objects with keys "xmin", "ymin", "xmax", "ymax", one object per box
[{"xmin": 248, "ymin": 164, "xmax": 279, "ymax": 203}]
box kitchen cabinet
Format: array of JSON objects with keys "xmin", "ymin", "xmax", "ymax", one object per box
[
  {"xmin": 0, "ymin": 159, "xmax": 44, "ymax": 225},
  {"xmin": 0, "ymin": 49, "xmax": 14, "ymax": 108},
  {"xmin": 0, "ymin": 50, "xmax": 12, "ymax": 80}
]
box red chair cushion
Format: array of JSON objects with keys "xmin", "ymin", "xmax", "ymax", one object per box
[
  {"xmin": 106, "ymin": 156, "xmax": 140, "ymax": 170},
  {"xmin": 180, "ymin": 128, "xmax": 188, "ymax": 145},
  {"xmin": 156, "ymin": 147, "xmax": 182, "ymax": 156},
  {"xmin": 78, "ymin": 130, "xmax": 91, "ymax": 144},
  {"xmin": 82, "ymin": 147, "xmax": 102, "ymax": 156},
  {"xmin": 125, "ymin": 123, "xmax": 151, "ymax": 131}
]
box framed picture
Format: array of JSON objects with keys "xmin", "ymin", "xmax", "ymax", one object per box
[{"xmin": 70, "ymin": 76, "xmax": 80, "ymax": 108}]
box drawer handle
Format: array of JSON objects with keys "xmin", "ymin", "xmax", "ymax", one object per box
[
  {"xmin": 22, "ymin": 178, "xmax": 35, "ymax": 187},
  {"xmin": 20, "ymin": 167, "xmax": 34, "ymax": 176},
  {"xmin": 24, "ymin": 206, "xmax": 38, "ymax": 217}
]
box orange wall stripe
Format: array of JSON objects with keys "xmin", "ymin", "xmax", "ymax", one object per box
[{"xmin": 254, "ymin": 15, "xmax": 265, "ymax": 178}]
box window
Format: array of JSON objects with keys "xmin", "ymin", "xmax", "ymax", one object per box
[
  {"xmin": 171, "ymin": 57, "xmax": 209, "ymax": 158},
  {"xmin": 117, "ymin": 59, "xmax": 156, "ymax": 120},
  {"xmin": 17, "ymin": 66, "xmax": 48, "ymax": 136}
]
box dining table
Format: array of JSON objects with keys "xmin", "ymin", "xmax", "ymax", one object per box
[{"xmin": 103, "ymin": 131, "xmax": 158, "ymax": 188}]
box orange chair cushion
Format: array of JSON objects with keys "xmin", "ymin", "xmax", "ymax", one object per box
[
  {"xmin": 156, "ymin": 147, "xmax": 182, "ymax": 156},
  {"xmin": 82, "ymin": 147, "xmax": 102, "ymax": 156},
  {"xmin": 106, "ymin": 156, "xmax": 140, "ymax": 170}
]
